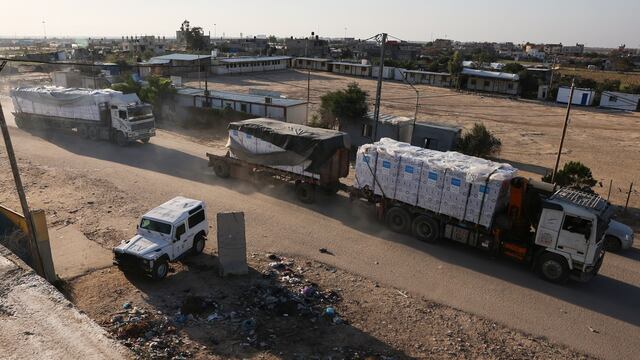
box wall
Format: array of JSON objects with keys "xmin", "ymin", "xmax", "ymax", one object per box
[
  {"xmin": 213, "ymin": 59, "xmax": 289, "ymax": 75},
  {"xmin": 556, "ymin": 87, "xmax": 594, "ymax": 106},
  {"xmin": 292, "ymin": 59, "xmax": 329, "ymax": 71},
  {"xmin": 332, "ymin": 64, "xmax": 371, "ymax": 77},
  {"xmin": 599, "ymin": 91, "xmax": 639, "ymax": 111},
  {"xmin": 466, "ymin": 76, "xmax": 519, "ymax": 95},
  {"xmin": 285, "ymin": 104, "xmax": 307, "ymax": 124},
  {"xmin": 411, "ymin": 124, "xmax": 460, "ymax": 151}
]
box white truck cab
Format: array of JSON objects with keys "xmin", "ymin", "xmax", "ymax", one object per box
[
  {"xmin": 107, "ymin": 93, "xmax": 156, "ymax": 145},
  {"xmin": 534, "ymin": 188, "xmax": 611, "ymax": 283},
  {"xmin": 113, "ymin": 197, "xmax": 208, "ymax": 279}
]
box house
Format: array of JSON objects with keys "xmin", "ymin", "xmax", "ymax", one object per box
[
  {"xmin": 599, "ymin": 91, "xmax": 640, "ymax": 111},
  {"xmin": 561, "ymin": 43, "xmax": 585, "ymax": 55},
  {"xmin": 142, "ymin": 53, "xmax": 211, "ymax": 77},
  {"xmin": 339, "ymin": 112, "xmax": 460, "ymax": 151},
  {"xmin": 462, "ymin": 68, "xmax": 520, "ymax": 95},
  {"xmin": 121, "ymin": 35, "xmax": 167, "ymax": 55},
  {"xmin": 173, "ymin": 87, "xmax": 307, "ymax": 124},
  {"xmin": 543, "ymin": 43, "xmax": 563, "ymax": 55},
  {"xmin": 291, "ymin": 57, "xmax": 332, "ymax": 71},
  {"xmin": 285, "ymin": 35, "xmax": 330, "ymax": 57},
  {"xmin": 331, "ymin": 61, "xmax": 372, "ymax": 77},
  {"xmin": 211, "ymin": 56, "xmax": 291, "ymax": 75},
  {"xmin": 556, "ymin": 86, "xmax": 595, "ymax": 106},
  {"xmin": 371, "ymin": 66, "xmax": 397, "ymax": 80}
]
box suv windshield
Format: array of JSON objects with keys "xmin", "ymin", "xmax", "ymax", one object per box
[
  {"xmin": 139, "ymin": 218, "xmax": 172, "ymax": 235},
  {"xmin": 127, "ymin": 104, "xmax": 153, "ymax": 121}
]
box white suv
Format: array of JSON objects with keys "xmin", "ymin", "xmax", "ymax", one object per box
[{"xmin": 113, "ymin": 197, "xmax": 208, "ymax": 279}]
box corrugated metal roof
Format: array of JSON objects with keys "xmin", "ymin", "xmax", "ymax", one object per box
[
  {"xmin": 330, "ymin": 61, "xmax": 371, "ymax": 67},
  {"xmin": 401, "ymin": 69, "xmax": 451, "ymax": 76},
  {"xmin": 176, "ymin": 87, "xmax": 306, "ymax": 107},
  {"xmin": 294, "ymin": 57, "xmax": 331, "ymax": 62},
  {"xmin": 462, "ymin": 68, "xmax": 519, "ymax": 81},
  {"xmin": 366, "ymin": 112, "xmax": 412, "ymax": 125},
  {"xmin": 219, "ymin": 56, "xmax": 291, "ymax": 63},
  {"xmin": 150, "ymin": 53, "xmax": 211, "ymax": 62}
]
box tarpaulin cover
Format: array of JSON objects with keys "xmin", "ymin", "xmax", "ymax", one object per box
[{"xmin": 227, "ymin": 118, "xmax": 350, "ymax": 171}]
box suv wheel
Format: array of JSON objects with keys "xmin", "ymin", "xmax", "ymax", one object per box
[
  {"xmin": 152, "ymin": 258, "xmax": 169, "ymax": 280},
  {"xmin": 537, "ymin": 253, "xmax": 569, "ymax": 284},
  {"xmin": 192, "ymin": 233, "xmax": 206, "ymax": 255}
]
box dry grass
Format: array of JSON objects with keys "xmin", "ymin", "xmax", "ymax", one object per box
[{"xmin": 558, "ymin": 67, "xmax": 640, "ymax": 86}]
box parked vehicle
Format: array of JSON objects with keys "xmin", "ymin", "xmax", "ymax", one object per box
[
  {"xmin": 113, "ymin": 197, "xmax": 208, "ymax": 279},
  {"xmin": 10, "ymin": 86, "xmax": 155, "ymax": 145},
  {"xmin": 604, "ymin": 219, "xmax": 634, "ymax": 252}
]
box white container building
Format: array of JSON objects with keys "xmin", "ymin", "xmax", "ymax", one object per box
[
  {"xmin": 556, "ymin": 86, "xmax": 595, "ymax": 106},
  {"xmin": 599, "ymin": 91, "xmax": 640, "ymax": 111}
]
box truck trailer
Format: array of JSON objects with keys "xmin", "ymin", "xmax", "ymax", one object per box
[{"xmin": 10, "ymin": 86, "xmax": 156, "ymax": 145}]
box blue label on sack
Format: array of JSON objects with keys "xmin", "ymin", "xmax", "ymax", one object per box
[
  {"xmin": 428, "ymin": 171, "xmax": 438, "ymax": 181},
  {"xmin": 382, "ymin": 160, "xmax": 391, "ymax": 169},
  {"xmin": 451, "ymin": 178, "xmax": 461, "ymax": 187},
  {"xmin": 232, "ymin": 130, "xmax": 238, "ymax": 136},
  {"xmin": 363, "ymin": 155, "xmax": 369, "ymax": 163},
  {"xmin": 479, "ymin": 185, "xmax": 488, "ymax": 194},
  {"xmin": 404, "ymin": 165, "xmax": 414, "ymax": 174}
]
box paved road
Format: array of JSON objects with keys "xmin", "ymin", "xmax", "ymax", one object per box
[{"xmin": 2, "ymin": 111, "xmax": 639, "ymax": 359}]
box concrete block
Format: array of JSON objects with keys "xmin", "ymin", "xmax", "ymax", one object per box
[{"xmin": 216, "ymin": 212, "xmax": 248, "ymax": 277}]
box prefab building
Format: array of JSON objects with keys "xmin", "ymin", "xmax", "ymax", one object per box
[
  {"xmin": 339, "ymin": 113, "xmax": 413, "ymax": 150},
  {"xmin": 174, "ymin": 87, "xmax": 307, "ymax": 124},
  {"xmin": 143, "ymin": 53, "xmax": 211, "ymax": 77},
  {"xmin": 330, "ymin": 62, "xmax": 372, "ymax": 77},
  {"xmin": 462, "ymin": 68, "xmax": 519, "ymax": 95},
  {"xmin": 556, "ymin": 86, "xmax": 595, "ymax": 106},
  {"xmin": 599, "ymin": 91, "xmax": 640, "ymax": 111},
  {"xmin": 371, "ymin": 66, "xmax": 396, "ymax": 80},
  {"xmin": 292, "ymin": 57, "xmax": 332, "ymax": 72},
  {"xmin": 400, "ymin": 70, "xmax": 453, "ymax": 87},
  {"xmin": 411, "ymin": 123, "xmax": 461, "ymax": 151},
  {"xmin": 212, "ymin": 56, "xmax": 291, "ymax": 75}
]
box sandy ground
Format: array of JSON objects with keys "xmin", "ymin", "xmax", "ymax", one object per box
[{"xmin": 186, "ymin": 69, "xmax": 640, "ymax": 210}]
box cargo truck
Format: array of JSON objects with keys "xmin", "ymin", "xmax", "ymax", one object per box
[
  {"xmin": 10, "ymin": 86, "xmax": 156, "ymax": 145},
  {"xmin": 209, "ymin": 123, "xmax": 610, "ymax": 283}
]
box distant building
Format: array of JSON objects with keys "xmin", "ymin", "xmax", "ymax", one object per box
[
  {"xmin": 175, "ymin": 20, "xmax": 210, "ymax": 50},
  {"xmin": 331, "ymin": 61, "xmax": 371, "ymax": 77},
  {"xmin": 121, "ymin": 36, "xmax": 167, "ymax": 55},
  {"xmin": 51, "ymin": 71, "xmax": 110, "ymax": 89},
  {"xmin": 285, "ymin": 36, "xmax": 329, "ymax": 57},
  {"xmin": 173, "ymin": 87, "xmax": 308, "ymax": 124},
  {"xmin": 339, "ymin": 112, "xmax": 460, "ymax": 151},
  {"xmin": 599, "ymin": 91, "xmax": 640, "ymax": 111},
  {"xmin": 224, "ymin": 37, "xmax": 270, "ymax": 55},
  {"xmin": 561, "ymin": 43, "xmax": 585, "ymax": 55},
  {"xmin": 211, "ymin": 56, "xmax": 291, "ymax": 74},
  {"xmin": 556, "ymin": 86, "xmax": 594, "ymax": 106},
  {"xmin": 462, "ymin": 68, "xmax": 520, "ymax": 95},
  {"xmin": 396, "ymin": 69, "xmax": 453, "ymax": 87},
  {"xmin": 141, "ymin": 53, "xmax": 211, "ymax": 77},
  {"xmin": 292, "ymin": 57, "xmax": 332, "ymax": 71},
  {"xmin": 543, "ymin": 43, "xmax": 563, "ymax": 55}
]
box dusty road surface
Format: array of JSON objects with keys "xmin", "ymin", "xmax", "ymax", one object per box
[
  {"xmin": 188, "ymin": 69, "xmax": 640, "ymax": 209},
  {"xmin": 0, "ymin": 97, "xmax": 638, "ymax": 359}
]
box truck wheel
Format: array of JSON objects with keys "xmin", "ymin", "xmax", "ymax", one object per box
[
  {"xmin": 114, "ymin": 131, "xmax": 128, "ymax": 146},
  {"xmin": 385, "ymin": 206, "xmax": 411, "ymax": 234},
  {"xmin": 604, "ymin": 235, "xmax": 622, "ymax": 252},
  {"xmin": 78, "ymin": 126, "xmax": 89, "ymax": 139},
  {"xmin": 537, "ymin": 253, "xmax": 570, "ymax": 284},
  {"xmin": 295, "ymin": 182, "xmax": 316, "ymax": 204},
  {"xmin": 192, "ymin": 233, "xmax": 206, "ymax": 255},
  {"xmin": 141, "ymin": 137, "xmax": 151, "ymax": 144},
  {"xmin": 87, "ymin": 127, "xmax": 99, "ymax": 140},
  {"xmin": 412, "ymin": 215, "xmax": 440, "ymax": 242},
  {"xmin": 212, "ymin": 160, "xmax": 231, "ymax": 178},
  {"xmin": 152, "ymin": 258, "xmax": 169, "ymax": 280}
]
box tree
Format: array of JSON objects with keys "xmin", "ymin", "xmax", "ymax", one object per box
[
  {"xmin": 185, "ymin": 26, "xmax": 208, "ymax": 51},
  {"xmin": 320, "ymin": 82, "xmax": 368, "ymax": 128},
  {"xmin": 542, "ymin": 161, "xmax": 597, "ymax": 190},
  {"xmin": 448, "ymin": 51, "xmax": 463, "ymax": 89},
  {"xmin": 501, "ymin": 62, "xmax": 525, "ymax": 74},
  {"xmin": 111, "ymin": 76, "xmax": 140, "ymax": 94},
  {"xmin": 457, "ymin": 123, "xmax": 502, "ymax": 158}
]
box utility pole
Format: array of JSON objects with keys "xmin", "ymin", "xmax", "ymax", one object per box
[
  {"xmin": 546, "ymin": 56, "xmax": 556, "ymax": 102},
  {"xmin": 0, "ymin": 61, "xmax": 45, "ymax": 276},
  {"xmin": 305, "ymin": 36, "xmax": 310, "ymax": 123},
  {"xmin": 372, "ymin": 33, "xmax": 387, "ymax": 141},
  {"xmin": 401, "ymin": 72, "xmax": 420, "ymax": 129},
  {"xmin": 551, "ymin": 79, "xmax": 575, "ymax": 183}
]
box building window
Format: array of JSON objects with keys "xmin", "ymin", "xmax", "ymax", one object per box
[
  {"xmin": 609, "ymin": 96, "xmax": 618, "ymax": 102},
  {"xmin": 507, "ymin": 83, "xmax": 513, "ymax": 90},
  {"xmin": 240, "ymin": 103, "xmax": 248, "ymax": 112},
  {"xmin": 362, "ymin": 123, "xmax": 372, "ymax": 138},
  {"xmin": 484, "ymin": 80, "xmax": 491, "ymax": 87},
  {"xmin": 470, "ymin": 79, "xmax": 476, "ymax": 86}
]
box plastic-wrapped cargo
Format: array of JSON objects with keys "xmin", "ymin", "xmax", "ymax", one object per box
[
  {"xmin": 226, "ymin": 118, "xmax": 351, "ymax": 181},
  {"xmin": 354, "ymin": 138, "xmax": 517, "ymax": 227}
]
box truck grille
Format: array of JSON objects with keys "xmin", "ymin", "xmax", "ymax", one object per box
[
  {"xmin": 130, "ymin": 121, "xmax": 154, "ymax": 131},
  {"xmin": 114, "ymin": 252, "xmax": 143, "ymax": 269}
]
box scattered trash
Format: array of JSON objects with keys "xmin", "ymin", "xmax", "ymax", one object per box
[
  {"xmin": 319, "ymin": 248, "xmax": 334, "ymax": 255},
  {"xmin": 267, "ymin": 253, "xmax": 280, "ymax": 261},
  {"xmin": 301, "ymin": 286, "xmax": 316, "ymax": 297},
  {"xmin": 180, "ymin": 296, "xmax": 217, "ymax": 317},
  {"xmin": 396, "ymin": 290, "xmax": 409, "ymax": 298},
  {"xmin": 241, "ymin": 318, "xmax": 257, "ymax": 334},
  {"xmin": 122, "ymin": 302, "xmax": 132, "ymax": 310},
  {"xmin": 588, "ymin": 326, "xmax": 600, "ymax": 334},
  {"xmin": 323, "ymin": 306, "xmax": 336, "ymax": 319},
  {"xmin": 173, "ymin": 314, "xmax": 188, "ymax": 325}
]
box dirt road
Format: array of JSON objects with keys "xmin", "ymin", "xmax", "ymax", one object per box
[{"xmin": 0, "ymin": 103, "xmax": 638, "ymax": 359}]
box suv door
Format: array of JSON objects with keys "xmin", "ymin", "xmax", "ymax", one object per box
[
  {"xmin": 558, "ymin": 214, "xmax": 592, "ymax": 260},
  {"xmin": 173, "ymin": 222, "xmax": 187, "ymax": 257}
]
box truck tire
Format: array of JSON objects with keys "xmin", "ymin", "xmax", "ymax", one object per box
[
  {"xmin": 385, "ymin": 206, "xmax": 411, "ymax": 234},
  {"xmin": 78, "ymin": 126, "xmax": 89, "ymax": 139},
  {"xmin": 537, "ymin": 253, "xmax": 570, "ymax": 284},
  {"xmin": 295, "ymin": 182, "xmax": 316, "ymax": 204},
  {"xmin": 114, "ymin": 131, "xmax": 128, "ymax": 146},
  {"xmin": 192, "ymin": 233, "xmax": 206, "ymax": 255},
  {"xmin": 152, "ymin": 258, "xmax": 169, "ymax": 280},
  {"xmin": 212, "ymin": 160, "xmax": 231, "ymax": 178},
  {"xmin": 412, "ymin": 215, "xmax": 440, "ymax": 243},
  {"xmin": 604, "ymin": 235, "xmax": 622, "ymax": 252},
  {"xmin": 141, "ymin": 137, "xmax": 151, "ymax": 144},
  {"xmin": 88, "ymin": 126, "xmax": 99, "ymax": 141}
]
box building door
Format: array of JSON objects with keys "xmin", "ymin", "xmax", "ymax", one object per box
[{"xmin": 580, "ymin": 93, "xmax": 589, "ymax": 105}]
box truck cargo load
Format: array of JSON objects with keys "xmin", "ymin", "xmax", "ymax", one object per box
[
  {"xmin": 355, "ymin": 138, "xmax": 517, "ymax": 228},
  {"xmin": 226, "ymin": 118, "xmax": 350, "ymax": 179},
  {"xmin": 10, "ymin": 86, "xmax": 155, "ymax": 145}
]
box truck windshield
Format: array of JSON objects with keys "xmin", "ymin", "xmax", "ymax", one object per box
[
  {"xmin": 139, "ymin": 218, "xmax": 171, "ymax": 235},
  {"xmin": 127, "ymin": 105, "xmax": 153, "ymax": 121}
]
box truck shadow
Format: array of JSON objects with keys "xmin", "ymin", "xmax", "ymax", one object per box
[{"xmin": 121, "ymin": 252, "xmax": 410, "ymax": 359}]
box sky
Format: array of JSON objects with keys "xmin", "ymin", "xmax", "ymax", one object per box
[{"xmin": 1, "ymin": 0, "xmax": 639, "ymax": 48}]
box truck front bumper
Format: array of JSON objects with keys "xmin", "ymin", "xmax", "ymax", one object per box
[
  {"xmin": 127, "ymin": 129, "xmax": 156, "ymax": 141},
  {"xmin": 570, "ymin": 250, "xmax": 605, "ymax": 283}
]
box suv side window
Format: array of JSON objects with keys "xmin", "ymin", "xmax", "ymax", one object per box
[
  {"xmin": 562, "ymin": 215, "xmax": 592, "ymax": 237},
  {"xmin": 188, "ymin": 209, "xmax": 205, "ymax": 228},
  {"xmin": 174, "ymin": 223, "xmax": 186, "ymax": 242}
]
